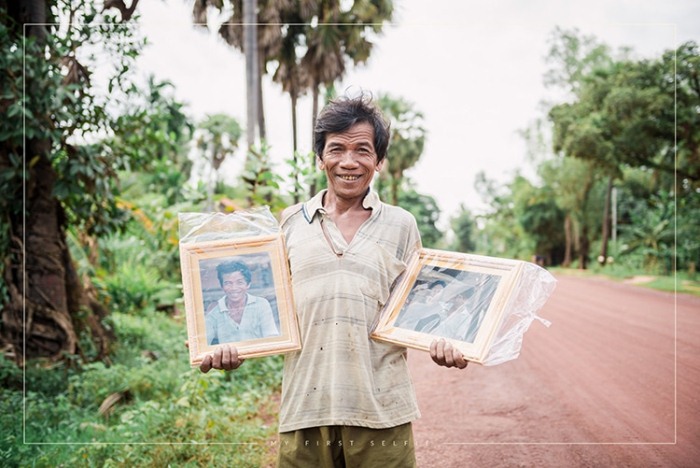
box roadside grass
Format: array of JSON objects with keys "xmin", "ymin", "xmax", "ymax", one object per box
[
  {"xmin": 0, "ymin": 310, "xmax": 283, "ymax": 467},
  {"xmin": 550, "ymin": 265, "xmax": 700, "ymax": 297}
]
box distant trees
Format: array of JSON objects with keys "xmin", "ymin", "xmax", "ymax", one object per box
[
  {"xmin": 450, "ymin": 205, "xmax": 477, "ymax": 254},
  {"xmin": 377, "ymin": 94, "xmax": 427, "ymax": 206},
  {"xmin": 398, "ymin": 188, "xmax": 442, "ymax": 248},
  {"xmin": 194, "ymin": 114, "xmax": 242, "ymax": 209},
  {"xmin": 462, "ymin": 29, "xmax": 699, "ymax": 273}
]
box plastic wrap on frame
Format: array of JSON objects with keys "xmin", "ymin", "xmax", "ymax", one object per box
[
  {"xmin": 373, "ymin": 249, "xmax": 556, "ymax": 366},
  {"xmin": 178, "ymin": 206, "xmax": 279, "ymax": 244},
  {"xmin": 482, "ymin": 262, "xmax": 556, "ymax": 366},
  {"xmin": 178, "ymin": 207, "xmax": 301, "ymax": 364},
  {"xmin": 419, "ymin": 252, "xmax": 557, "ymax": 366}
]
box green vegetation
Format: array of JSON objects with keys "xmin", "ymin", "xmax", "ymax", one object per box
[
  {"xmin": 465, "ymin": 28, "xmax": 698, "ymax": 281},
  {"xmin": 1, "ymin": 311, "xmax": 283, "ymax": 466}
]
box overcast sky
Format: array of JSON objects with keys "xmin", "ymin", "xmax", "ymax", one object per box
[{"xmin": 135, "ymin": 0, "xmax": 699, "ymax": 226}]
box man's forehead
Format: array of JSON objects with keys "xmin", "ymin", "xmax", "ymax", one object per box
[{"xmin": 326, "ymin": 121, "xmax": 375, "ymax": 143}]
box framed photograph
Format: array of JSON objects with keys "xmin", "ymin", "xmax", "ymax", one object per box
[
  {"xmin": 179, "ymin": 234, "xmax": 301, "ymax": 366},
  {"xmin": 371, "ymin": 248, "xmax": 524, "ymax": 363}
]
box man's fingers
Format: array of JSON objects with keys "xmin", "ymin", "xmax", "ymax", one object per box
[
  {"xmin": 230, "ymin": 347, "xmax": 244, "ymax": 370},
  {"xmin": 200, "ymin": 354, "xmax": 213, "ymax": 373},
  {"xmin": 212, "ymin": 348, "xmax": 223, "ymax": 369},
  {"xmin": 221, "ymin": 345, "xmax": 232, "ymax": 370},
  {"xmin": 440, "ymin": 341, "xmax": 458, "ymax": 367},
  {"xmin": 430, "ymin": 339, "xmax": 469, "ymax": 369},
  {"xmin": 430, "ymin": 339, "xmax": 446, "ymax": 365},
  {"xmin": 452, "ymin": 349, "xmax": 469, "ymax": 369},
  {"xmin": 198, "ymin": 346, "xmax": 245, "ymax": 373}
]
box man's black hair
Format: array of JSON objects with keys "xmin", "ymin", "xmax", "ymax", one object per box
[
  {"xmin": 216, "ymin": 261, "xmax": 252, "ymax": 287},
  {"xmin": 313, "ymin": 93, "xmax": 391, "ymax": 163}
]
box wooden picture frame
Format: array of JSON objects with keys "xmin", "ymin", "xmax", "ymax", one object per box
[
  {"xmin": 371, "ymin": 248, "xmax": 524, "ymax": 363},
  {"xmin": 179, "ymin": 234, "xmax": 300, "ymax": 366}
]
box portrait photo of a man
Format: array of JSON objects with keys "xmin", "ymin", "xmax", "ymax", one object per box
[{"xmin": 199, "ymin": 255, "xmax": 280, "ymax": 345}]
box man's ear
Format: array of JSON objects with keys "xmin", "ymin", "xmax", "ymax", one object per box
[
  {"xmin": 317, "ymin": 154, "xmax": 325, "ymax": 170},
  {"xmin": 375, "ymin": 158, "xmax": 386, "ymax": 172}
]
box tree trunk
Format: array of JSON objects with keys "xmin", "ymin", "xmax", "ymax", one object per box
[
  {"xmin": 579, "ymin": 223, "xmax": 589, "ymax": 270},
  {"xmin": 309, "ymin": 82, "xmax": 320, "ymax": 197},
  {"xmin": 257, "ymin": 52, "xmax": 266, "ymax": 140},
  {"xmin": 0, "ymin": 2, "xmax": 114, "ymax": 365},
  {"xmin": 390, "ymin": 172, "xmax": 400, "ymax": 206},
  {"xmin": 598, "ymin": 176, "xmax": 614, "ymax": 266},
  {"xmin": 563, "ymin": 214, "xmax": 573, "ymax": 267},
  {"xmin": 291, "ymin": 92, "xmax": 300, "ymax": 203},
  {"xmin": 577, "ymin": 174, "xmax": 594, "ymax": 270},
  {"xmin": 291, "ymin": 94, "xmax": 298, "ymax": 153},
  {"xmin": 2, "ymin": 142, "xmax": 113, "ymax": 364},
  {"xmin": 244, "ymin": 0, "xmax": 258, "ymax": 148}
]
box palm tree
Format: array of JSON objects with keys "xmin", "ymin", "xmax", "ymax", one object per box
[
  {"xmin": 193, "ymin": 0, "xmax": 294, "ymax": 141},
  {"xmin": 195, "ymin": 114, "xmax": 243, "ymax": 209},
  {"xmin": 191, "ymin": 0, "xmax": 395, "ymax": 197},
  {"xmin": 272, "ymin": 22, "xmax": 310, "ymax": 202},
  {"xmin": 377, "ymin": 94, "xmax": 426, "ymax": 205}
]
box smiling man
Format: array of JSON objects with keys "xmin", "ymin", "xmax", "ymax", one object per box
[
  {"xmin": 199, "ymin": 94, "xmax": 468, "ymax": 467},
  {"xmin": 204, "ymin": 260, "xmax": 279, "ymax": 345}
]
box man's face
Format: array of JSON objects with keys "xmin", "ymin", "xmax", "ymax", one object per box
[
  {"xmin": 319, "ymin": 121, "xmax": 385, "ymax": 200},
  {"xmin": 221, "ymin": 271, "xmax": 249, "ymax": 302}
]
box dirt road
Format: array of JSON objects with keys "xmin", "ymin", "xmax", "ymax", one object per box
[{"xmin": 409, "ymin": 274, "xmax": 700, "ymax": 467}]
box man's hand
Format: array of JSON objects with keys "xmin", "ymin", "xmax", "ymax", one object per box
[
  {"xmin": 430, "ymin": 339, "xmax": 469, "ymax": 369},
  {"xmin": 200, "ymin": 344, "xmax": 245, "ymax": 373},
  {"xmin": 185, "ymin": 341, "xmax": 245, "ymax": 373}
]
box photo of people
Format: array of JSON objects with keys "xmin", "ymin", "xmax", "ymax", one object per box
[
  {"xmin": 394, "ymin": 265, "xmax": 501, "ymax": 344},
  {"xmin": 198, "ymin": 254, "xmax": 280, "ymax": 345},
  {"xmin": 394, "ymin": 279, "xmax": 449, "ymax": 333}
]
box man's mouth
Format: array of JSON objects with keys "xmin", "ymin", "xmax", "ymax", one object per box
[{"xmin": 338, "ymin": 175, "xmax": 361, "ymax": 181}]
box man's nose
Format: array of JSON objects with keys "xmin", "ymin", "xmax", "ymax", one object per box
[{"xmin": 338, "ymin": 150, "xmax": 360, "ymax": 165}]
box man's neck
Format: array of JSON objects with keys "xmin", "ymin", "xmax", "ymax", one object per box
[
  {"xmin": 322, "ymin": 189, "xmax": 369, "ymax": 216},
  {"xmin": 226, "ymin": 295, "xmax": 247, "ymax": 311},
  {"xmin": 321, "ymin": 190, "xmax": 372, "ymax": 244}
]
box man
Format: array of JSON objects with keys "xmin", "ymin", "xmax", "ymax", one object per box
[
  {"xmin": 199, "ymin": 94, "xmax": 467, "ymax": 467},
  {"xmin": 205, "ymin": 260, "xmax": 279, "ymax": 345}
]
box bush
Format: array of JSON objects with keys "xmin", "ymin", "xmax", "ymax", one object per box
[{"xmin": 1, "ymin": 307, "xmax": 284, "ymax": 466}]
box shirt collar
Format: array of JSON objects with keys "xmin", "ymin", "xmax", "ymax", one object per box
[
  {"xmin": 217, "ymin": 293, "xmax": 255, "ymax": 312},
  {"xmin": 301, "ymin": 189, "xmax": 382, "ymax": 223}
]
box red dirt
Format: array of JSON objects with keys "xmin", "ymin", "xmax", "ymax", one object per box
[{"xmin": 409, "ymin": 274, "xmax": 700, "ymax": 467}]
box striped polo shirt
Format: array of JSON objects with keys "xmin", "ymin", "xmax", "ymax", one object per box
[{"xmin": 279, "ymin": 189, "xmax": 422, "ymax": 432}]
